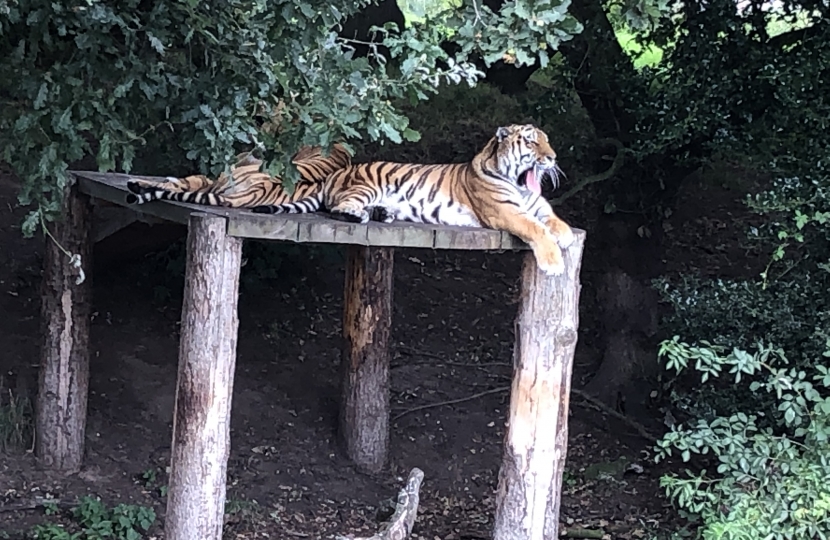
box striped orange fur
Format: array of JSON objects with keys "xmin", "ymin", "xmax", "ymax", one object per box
[
  {"xmin": 252, "ymin": 125, "xmax": 575, "ymax": 274},
  {"xmin": 125, "ymin": 144, "xmax": 351, "ymax": 208}
]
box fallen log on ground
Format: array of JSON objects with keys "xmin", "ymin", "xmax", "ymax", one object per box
[{"xmin": 336, "ymin": 467, "xmax": 425, "ymax": 540}]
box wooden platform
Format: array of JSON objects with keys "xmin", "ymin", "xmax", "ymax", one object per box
[
  {"xmin": 39, "ymin": 172, "xmax": 585, "ymax": 540},
  {"xmin": 73, "ymin": 171, "xmax": 529, "ymax": 250}
]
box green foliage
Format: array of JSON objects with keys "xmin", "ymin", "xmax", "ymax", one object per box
[
  {"xmin": 634, "ymin": 4, "xmax": 830, "ymax": 537},
  {"xmin": 629, "ymin": 0, "xmax": 829, "ymax": 166},
  {"xmin": 138, "ymin": 467, "xmax": 169, "ymax": 499},
  {"xmin": 28, "ymin": 497, "xmax": 156, "ymax": 540},
  {"xmin": 649, "ymin": 11, "xmax": 830, "ymax": 423},
  {"xmin": 364, "ymin": 82, "xmax": 533, "ymax": 162},
  {"xmin": 641, "ymin": 0, "xmax": 830, "ymax": 405},
  {"xmin": 655, "ymin": 338, "xmax": 830, "ymax": 540},
  {"xmin": 614, "ymin": 28, "xmax": 663, "ymax": 68},
  {"xmin": 0, "ymin": 384, "xmax": 33, "ymax": 452},
  {"xmin": 444, "ymin": 0, "xmax": 583, "ymax": 68},
  {"xmin": 355, "ymin": 76, "xmax": 596, "ymax": 197},
  {"xmin": 654, "ymin": 274, "xmax": 828, "ymax": 370},
  {"xmin": 399, "ymin": 0, "xmax": 461, "ymax": 25},
  {"xmin": 653, "ymin": 270, "xmax": 829, "ymax": 426},
  {"xmin": 0, "ymin": 0, "xmax": 583, "ymax": 239}
]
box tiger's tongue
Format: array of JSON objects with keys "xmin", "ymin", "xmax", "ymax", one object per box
[{"xmin": 525, "ymin": 168, "xmax": 541, "ymax": 194}]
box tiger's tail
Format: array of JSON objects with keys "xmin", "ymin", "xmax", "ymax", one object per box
[
  {"xmin": 125, "ymin": 179, "xmax": 228, "ymax": 207},
  {"xmin": 250, "ymin": 194, "xmax": 322, "ymax": 214}
]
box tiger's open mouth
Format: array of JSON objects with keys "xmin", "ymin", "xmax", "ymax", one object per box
[{"xmin": 518, "ymin": 165, "xmax": 560, "ymax": 195}]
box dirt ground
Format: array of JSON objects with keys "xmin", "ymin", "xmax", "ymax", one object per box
[{"xmin": 0, "ymin": 163, "xmax": 762, "ymax": 539}]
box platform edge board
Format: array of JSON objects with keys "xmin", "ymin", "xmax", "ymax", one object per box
[
  {"xmin": 499, "ymin": 231, "xmax": 530, "ymax": 250},
  {"xmin": 433, "ymin": 226, "xmax": 502, "ymax": 250},
  {"xmin": 365, "ymin": 221, "xmax": 436, "ymax": 248},
  {"xmin": 230, "ymin": 215, "xmax": 519, "ymax": 250},
  {"xmin": 298, "ymin": 218, "xmax": 371, "ymax": 246},
  {"xmin": 226, "ymin": 213, "xmax": 303, "ymax": 242},
  {"xmin": 71, "ymin": 171, "xmax": 231, "ymax": 226}
]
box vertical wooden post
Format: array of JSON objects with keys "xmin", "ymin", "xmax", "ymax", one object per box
[
  {"xmin": 37, "ymin": 181, "xmax": 93, "ymax": 472},
  {"xmin": 164, "ymin": 213, "xmax": 242, "ymax": 540},
  {"xmin": 493, "ymin": 231, "xmax": 586, "ymax": 540},
  {"xmin": 339, "ymin": 245, "xmax": 394, "ymax": 474}
]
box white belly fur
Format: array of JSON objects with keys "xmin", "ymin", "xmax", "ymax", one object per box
[{"xmin": 382, "ymin": 192, "xmax": 482, "ymax": 227}]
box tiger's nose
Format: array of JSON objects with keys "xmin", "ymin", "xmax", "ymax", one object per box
[{"xmin": 540, "ymin": 154, "xmax": 557, "ymax": 167}]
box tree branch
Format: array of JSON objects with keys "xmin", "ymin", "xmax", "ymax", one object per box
[
  {"xmin": 572, "ymin": 388, "xmax": 659, "ymax": 444},
  {"xmin": 336, "ymin": 468, "xmax": 425, "ymax": 540},
  {"xmin": 551, "ymin": 137, "xmax": 625, "ymax": 206}
]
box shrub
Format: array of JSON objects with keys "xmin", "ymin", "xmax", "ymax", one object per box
[{"xmin": 655, "ymin": 338, "xmax": 830, "ymax": 540}]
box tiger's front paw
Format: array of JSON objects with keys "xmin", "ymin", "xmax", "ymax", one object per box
[
  {"xmin": 547, "ymin": 219, "xmax": 575, "ymax": 249},
  {"xmin": 555, "ymin": 225, "xmax": 575, "ymax": 249},
  {"xmin": 533, "ymin": 240, "xmax": 565, "ymax": 276}
]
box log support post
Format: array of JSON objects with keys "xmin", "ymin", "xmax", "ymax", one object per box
[
  {"xmin": 37, "ymin": 181, "xmax": 94, "ymax": 472},
  {"xmin": 164, "ymin": 213, "xmax": 243, "ymax": 540},
  {"xmin": 493, "ymin": 231, "xmax": 586, "ymax": 540},
  {"xmin": 339, "ymin": 245, "xmax": 394, "ymax": 474}
]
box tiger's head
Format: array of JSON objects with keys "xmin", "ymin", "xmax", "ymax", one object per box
[{"xmin": 475, "ymin": 124, "xmax": 562, "ymax": 195}]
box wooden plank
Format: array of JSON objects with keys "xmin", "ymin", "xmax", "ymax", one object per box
[
  {"xmin": 92, "ymin": 204, "xmax": 138, "ymax": 242},
  {"xmin": 434, "ymin": 225, "xmax": 503, "ymax": 250},
  {"xmin": 492, "ymin": 230, "xmax": 586, "ymax": 540},
  {"xmin": 500, "ymin": 231, "xmax": 529, "ymax": 250},
  {"xmin": 227, "ymin": 211, "xmax": 302, "ymax": 242},
  {"xmin": 73, "ymin": 172, "xmax": 230, "ymax": 226},
  {"xmin": 298, "ymin": 217, "xmax": 369, "ymax": 246},
  {"xmin": 366, "ymin": 220, "xmax": 435, "ymax": 248}
]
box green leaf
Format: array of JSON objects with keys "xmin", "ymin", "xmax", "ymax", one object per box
[
  {"xmin": 402, "ymin": 128, "xmax": 421, "ymax": 142},
  {"xmin": 147, "ymin": 34, "xmax": 165, "ymax": 54},
  {"xmin": 34, "ymin": 82, "xmax": 49, "ymax": 109}
]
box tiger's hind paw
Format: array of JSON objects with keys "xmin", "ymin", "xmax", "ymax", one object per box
[
  {"xmin": 126, "ymin": 180, "xmax": 157, "ymax": 204},
  {"xmin": 330, "ymin": 208, "xmax": 370, "ymax": 224},
  {"xmin": 126, "ymin": 181, "xmax": 144, "ymax": 195},
  {"xmin": 251, "ymin": 205, "xmax": 279, "ymax": 214},
  {"xmin": 370, "ymin": 206, "xmax": 395, "ymax": 223}
]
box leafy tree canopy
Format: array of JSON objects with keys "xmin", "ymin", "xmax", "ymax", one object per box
[{"xmin": 0, "ymin": 0, "xmax": 582, "ymax": 235}]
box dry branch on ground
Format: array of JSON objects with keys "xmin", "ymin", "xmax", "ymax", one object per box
[{"xmin": 336, "ymin": 468, "xmax": 425, "ymax": 540}]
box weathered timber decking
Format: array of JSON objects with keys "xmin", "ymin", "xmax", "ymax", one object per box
[{"xmin": 72, "ymin": 171, "xmax": 530, "ymax": 250}]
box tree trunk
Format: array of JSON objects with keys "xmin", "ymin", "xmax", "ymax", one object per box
[
  {"xmin": 583, "ymin": 269, "xmax": 661, "ymax": 411},
  {"xmin": 493, "ymin": 232, "xmax": 586, "ymax": 540},
  {"xmin": 164, "ymin": 213, "xmax": 243, "ymax": 540},
  {"xmin": 558, "ymin": 0, "xmax": 639, "ymax": 142},
  {"xmin": 339, "ymin": 245, "xmax": 394, "ymax": 474},
  {"xmin": 37, "ymin": 182, "xmax": 93, "ymax": 472}
]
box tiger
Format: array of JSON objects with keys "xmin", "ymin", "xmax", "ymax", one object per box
[
  {"xmin": 124, "ymin": 143, "xmax": 352, "ymax": 208},
  {"xmin": 250, "ymin": 124, "xmax": 575, "ymax": 275}
]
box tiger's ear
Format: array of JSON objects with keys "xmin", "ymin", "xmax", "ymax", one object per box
[{"xmin": 496, "ymin": 127, "xmax": 510, "ymax": 142}]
